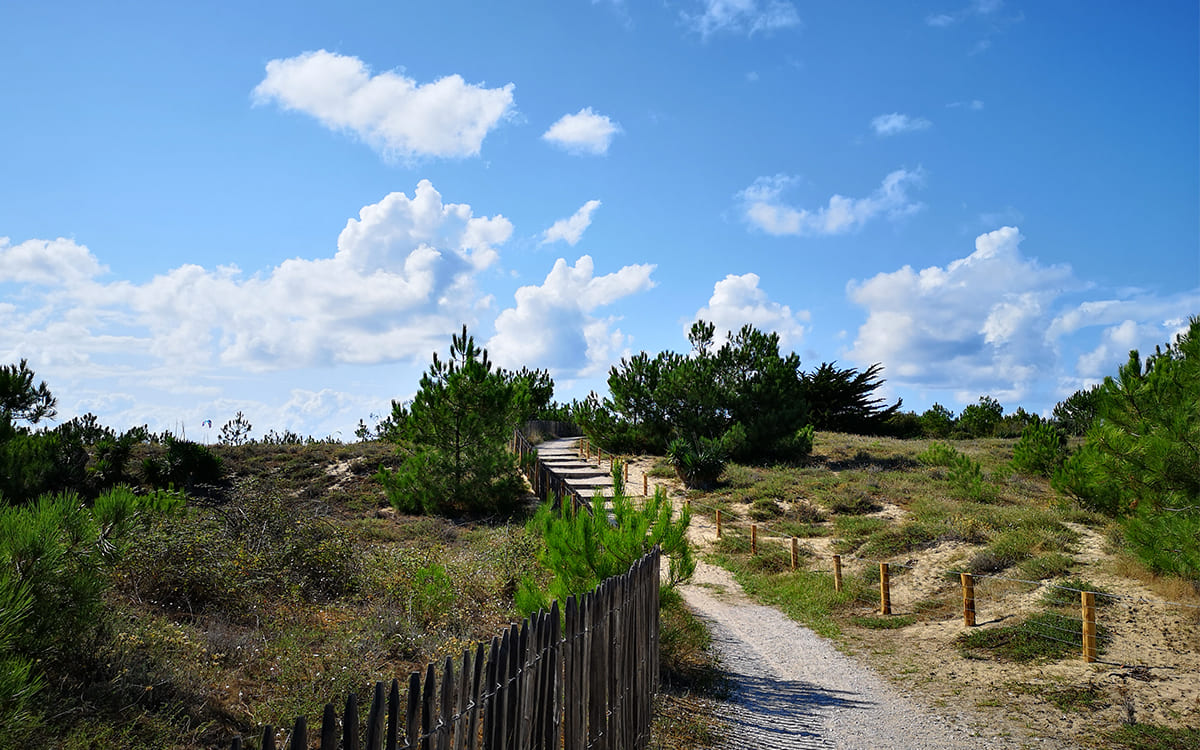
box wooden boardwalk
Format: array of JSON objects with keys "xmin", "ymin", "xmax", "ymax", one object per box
[{"xmin": 534, "ymin": 436, "xmax": 621, "ymax": 499}]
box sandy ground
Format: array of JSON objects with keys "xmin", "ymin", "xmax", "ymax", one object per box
[{"xmin": 611, "ymin": 449, "xmax": 1200, "ymax": 748}]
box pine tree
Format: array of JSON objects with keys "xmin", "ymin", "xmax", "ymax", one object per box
[
  {"xmin": 378, "ymin": 326, "xmax": 528, "ymax": 516},
  {"xmin": 1053, "ymin": 316, "xmax": 1200, "ymax": 579}
]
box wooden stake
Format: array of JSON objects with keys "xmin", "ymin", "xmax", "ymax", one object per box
[
  {"xmin": 1082, "ymin": 591, "xmax": 1097, "ymax": 663},
  {"xmin": 624, "ymin": 462, "xmax": 629, "ymax": 482},
  {"xmin": 879, "ymin": 562, "xmax": 891, "ymax": 615},
  {"xmin": 833, "ymin": 554, "xmax": 843, "ymax": 593},
  {"xmin": 751, "ymin": 524, "xmax": 757, "ymax": 555},
  {"xmin": 790, "ymin": 537, "xmax": 799, "ymax": 571},
  {"xmin": 716, "ymin": 509, "xmax": 722, "ymax": 539},
  {"xmin": 961, "ymin": 572, "xmax": 976, "ymax": 627}
]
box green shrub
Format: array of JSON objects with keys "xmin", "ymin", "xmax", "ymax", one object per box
[
  {"xmin": 377, "ymin": 326, "xmax": 529, "ymax": 517},
  {"xmin": 956, "ymin": 611, "xmax": 1107, "ymax": 662},
  {"xmin": 0, "ymin": 568, "xmax": 40, "ymax": 743},
  {"xmin": 1017, "ymin": 553, "xmax": 1076, "ymax": 581},
  {"xmin": 968, "ymin": 529, "xmax": 1034, "ymax": 573},
  {"xmin": 1011, "ymin": 421, "xmax": 1065, "ymax": 476},
  {"xmin": 948, "ymin": 453, "xmax": 997, "ymax": 502},
  {"xmin": 118, "ymin": 481, "xmax": 359, "ymax": 616},
  {"xmin": 142, "ymin": 437, "xmax": 223, "ymax": 491},
  {"xmin": 919, "ymin": 404, "xmax": 956, "ymax": 438},
  {"xmin": 748, "ymin": 498, "xmax": 783, "ymax": 521},
  {"xmin": 524, "ymin": 485, "xmax": 693, "ymax": 602},
  {"xmin": 857, "ymin": 521, "xmax": 945, "ymax": 559},
  {"xmin": 825, "ymin": 493, "xmax": 882, "ymax": 515},
  {"xmin": 1119, "ymin": 510, "xmax": 1200, "ymax": 581},
  {"xmin": 957, "ymin": 396, "xmax": 1004, "ymax": 438},
  {"xmin": 667, "ymin": 436, "xmax": 726, "ymax": 489},
  {"xmin": 917, "ymin": 441, "xmax": 960, "ymax": 467}
]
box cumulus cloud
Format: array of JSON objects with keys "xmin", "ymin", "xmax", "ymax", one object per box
[
  {"xmin": 487, "ymin": 255, "xmax": 655, "ymax": 377},
  {"xmin": 740, "ymin": 169, "xmax": 924, "ymax": 236},
  {"xmin": 871, "ymin": 113, "xmax": 932, "ymax": 136},
  {"xmin": 0, "ymin": 237, "xmax": 107, "ymax": 286},
  {"xmin": 684, "ymin": 0, "xmax": 801, "ymax": 38},
  {"xmin": 542, "ymin": 200, "xmax": 602, "ymax": 246},
  {"xmin": 5, "ymin": 181, "xmax": 511, "ymax": 378},
  {"xmin": 846, "ymin": 227, "xmax": 1075, "ymax": 403},
  {"xmin": 846, "ymin": 228, "xmax": 1200, "ymax": 406},
  {"xmin": 1049, "ymin": 296, "xmax": 1200, "ymax": 379},
  {"xmin": 692, "ymin": 273, "xmax": 808, "ymax": 348},
  {"xmin": 253, "ymin": 50, "xmax": 515, "ymax": 160},
  {"xmin": 542, "ymin": 108, "xmax": 621, "ymax": 155}
]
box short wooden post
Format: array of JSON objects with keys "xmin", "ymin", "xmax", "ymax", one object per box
[
  {"xmin": 879, "ymin": 562, "xmax": 891, "ymax": 615},
  {"xmin": 643, "ymin": 473, "xmax": 648, "ymax": 496},
  {"xmin": 597, "ymin": 448, "xmax": 603, "ymax": 467},
  {"xmin": 751, "ymin": 524, "xmax": 757, "ymax": 555},
  {"xmin": 961, "ymin": 572, "xmax": 976, "ymax": 627},
  {"xmin": 790, "ymin": 537, "xmax": 799, "ymax": 571},
  {"xmin": 716, "ymin": 509, "xmax": 722, "ymax": 538},
  {"xmin": 1082, "ymin": 591, "xmax": 1097, "ymax": 663},
  {"xmin": 833, "ymin": 554, "xmax": 843, "ymax": 592},
  {"xmin": 624, "ymin": 461, "xmax": 629, "ymax": 482}
]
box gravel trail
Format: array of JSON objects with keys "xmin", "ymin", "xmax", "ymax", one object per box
[{"xmin": 680, "ymin": 561, "xmax": 1028, "ymax": 750}]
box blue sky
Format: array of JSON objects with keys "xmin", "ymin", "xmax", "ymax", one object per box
[{"xmin": 2, "ymin": 0, "xmax": 1197, "ymax": 440}]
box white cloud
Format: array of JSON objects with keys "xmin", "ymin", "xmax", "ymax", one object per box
[
  {"xmin": 4, "ymin": 181, "xmax": 511, "ymax": 380},
  {"xmin": 487, "ymin": 255, "xmax": 655, "ymax": 377},
  {"xmin": 871, "ymin": 113, "xmax": 932, "ymax": 136},
  {"xmin": 542, "ymin": 108, "xmax": 621, "ymax": 155},
  {"xmin": 542, "ymin": 200, "xmax": 602, "ymax": 246},
  {"xmin": 0, "ymin": 237, "xmax": 107, "ymax": 286},
  {"xmin": 846, "ymin": 227, "xmax": 1074, "ymax": 402},
  {"xmin": 253, "ymin": 50, "xmax": 515, "ymax": 160},
  {"xmin": 692, "ymin": 273, "xmax": 808, "ymax": 348},
  {"xmin": 1049, "ymin": 296, "xmax": 1200, "ymax": 378},
  {"xmin": 685, "ymin": 0, "xmax": 801, "ymax": 38},
  {"xmin": 740, "ymin": 169, "xmax": 924, "ymax": 236}
]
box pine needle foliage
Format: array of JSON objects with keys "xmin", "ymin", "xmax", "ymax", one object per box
[
  {"xmin": 525, "ymin": 486, "xmax": 694, "ymax": 604},
  {"xmin": 378, "ymin": 326, "xmax": 528, "ymax": 516},
  {"xmin": 1053, "ymin": 316, "xmax": 1200, "ymax": 580}
]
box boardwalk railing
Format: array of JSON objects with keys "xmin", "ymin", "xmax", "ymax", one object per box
[
  {"xmin": 512, "ymin": 429, "xmax": 589, "ymax": 511},
  {"xmin": 231, "ymin": 548, "xmax": 661, "ymax": 750}
]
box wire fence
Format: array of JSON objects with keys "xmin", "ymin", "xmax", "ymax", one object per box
[{"xmin": 629, "ymin": 465, "xmax": 1200, "ymax": 671}]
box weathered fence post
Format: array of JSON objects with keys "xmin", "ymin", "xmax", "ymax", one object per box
[
  {"xmin": 1082, "ymin": 590, "xmax": 1097, "ymax": 663},
  {"xmin": 961, "ymin": 573, "xmax": 976, "ymax": 627},
  {"xmin": 790, "ymin": 537, "xmax": 799, "ymax": 571},
  {"xmin": 716, "ymin": 509, "xmax": 722, "ymax": 539},
  {"xmin": 833, "ymin": 554, "xmax": 843, "ymax": 592},
  {"xmin": 879, "ymin": 563, "xmax": 891, "ymax": 615},
  {"xmin": 751, "ymin": 524, "xmax": 757, "ymax": 556}
]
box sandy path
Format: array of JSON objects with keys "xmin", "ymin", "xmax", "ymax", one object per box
[
  {"xmin": 603, "ymin": 451, "xmax": 1042, "ymax": 749},
  {"xmin": 680, "ymin": 561, "xmax": 1028, "ymax": 749}
]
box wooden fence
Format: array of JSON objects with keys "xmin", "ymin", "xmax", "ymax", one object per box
[
  {"xmin": 512, "ymin": 429, "xmax": 589, "ymax": 511},
  {"xmin": 229, "ymin": 548, "xmax": 661, "ymax": 750}
]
